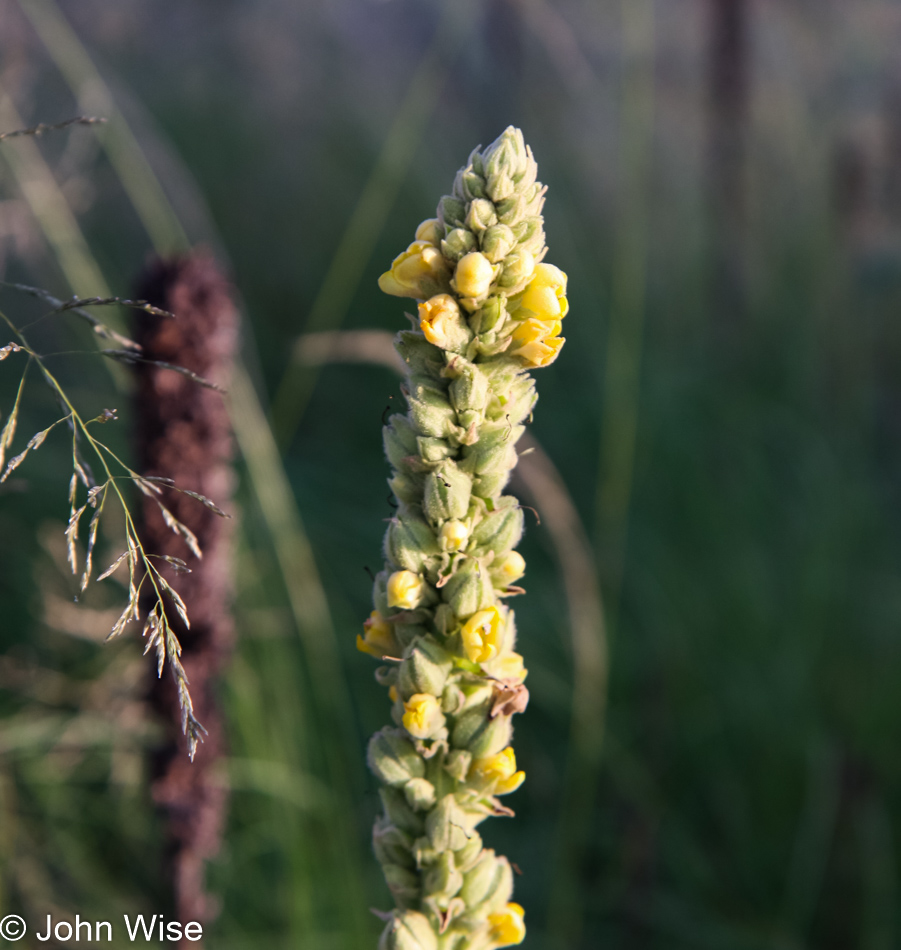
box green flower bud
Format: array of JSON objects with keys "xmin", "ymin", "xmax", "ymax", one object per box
[
  {"xmin": 497, "ymin": 249, "xmax": 536, "ymax": 295},
  {"xmin": 466, "ymin": 713, "xmax": 513, "ymax": 759},
  {"xmin": 438, "ymin": 196, "xmax": 467, "ymax": 230},
  {"xmin": 411, "ymin": 836, "xmax": 440, "ymax": 868},
  {"xmin": 396, "ymin": 332, "xmax": 443, "ymax": 377},
  {"xmin": 422, "ymin": 851, "xmax": 464, "ymax": 906},
  {"xmin": 441, "ymin": 227, "xmax": 478, "ymax": 263},
  {"xmin": 441, "ymin": 683, "xmax": 466, "ymax": 715},
  {"xmin": 443, "ymin": 747, "xmax": 472, "ymax": 782},
  {"xmin": 461, "ymin": 424, "xmax": 521, "ymax": 477},
  {"xmin": 368, "ymin": 728, "xmax": 427, "ymax": 787},
  {"xmin": 471, "ymin": 472, "xmax": 512, "ymax": 499},
  {"xmin": 399, "ymin": 636, "xmax": 453, "ymax": 698},
  {"xmin": 453, "ymin": 831, "xmax": 484, "ymax": 873},
  {"xmin": 389, "ymin": 472, "xmax": 426, "ymax": 506},
  {"xmin": 373, "ymin": 818, "xmax": 416, "ymax": 869},
  {"xmin": 469, "ymin": 501, "xmax": 524, "ymax": 557},
  {"xmin": 373, "ymin": 570, "xmax": 390, "ymax": 616},
  {"xmin": 407, "ymin": 377, "xmax": 456, "ymax": 439},
  {"xmin": 426, "ymin": 794, "xmax": 471, "ymax": 852},
  {"xmin": 432, "ymin": 603, "xmax": 456, "ymax": 637},
  {"xmin": 495, "ymin": 194, "xmax": 526, "ymax": 226},
  {"xmin": 386, "ymin": 517, "xmax": 441, "ymax": 573},
  {"xmin": 491, "ymin": 374, "xmax": 537, "ymax": 426},
  {"xmin": 394, "ymin": 622, "xmax": 429, "ymax": 651},
  {"xmin": 523, "ymin": 181, "xmax": 545, "ymax": 213},
  {"xmin": 451, "ymin": 702, "xmax": 490, "ymax": 750},
  {"xmin": 466, "ymin": 198, "xmax": 497, "ymax": 235},
  {"xmin": 460, "ymin": 850, "xmax": 513, "ymax": 915},
  {"xmin": 512, "ymin": 216, "xmax": 545, "ymax": 255},
  {"xmin": 474, "ymin": 296, "xmax": 506, "ymax": 333},
  {"xmin": 459, "ymin": 168, "xmax": 488, "ymax": 201},
  {"xmin": 448, "ymin": 363, "xmax": 490, "ymax": 415},
  {"xmin": 480, "ymin": 224, "xmax": 517, "ymax": 264},
  {"xmin": 423, "ymin": 461, "xmax": 472, "ymax": 523},
  {"xmin": 441, "ymin": 561, "xmax": 493, "ymax": 619},
  {"xmin": 379, "ymin": 912, "xmax": 438, "ymax": 950},
  {"xmin": 484, "ymin": 127, "xmax": 529, "ymax": 184},
  {"xmin": 384, "ymin": 414, "xmax": 420, "ymax": 470},
  {"xmin": 383, "ymin": 863, "xmax": 421, "ymax": 909},
  {"xmin": 381, "ymin": 786, "xmax": 426, "ymax": 837},
  {"xmin": 404, "ymin": 777, "xmax": 437, "ymax": 812},
  {"xmin": 416, "ymin": 436, "xmax": 453, "ymax": 463}
]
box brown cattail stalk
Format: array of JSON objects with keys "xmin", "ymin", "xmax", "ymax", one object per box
[{"xmin": 133, "ymin": 252, "xmax": 237, "ymax": 937}]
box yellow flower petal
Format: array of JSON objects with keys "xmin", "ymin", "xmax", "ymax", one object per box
[
  {"xmin": 460, "ymin": 606, "xmax": 504, "ymax": 664},
  {"xmin": 402, "ymin": 693, "xmax": 445, "ymax": 739},
  {"xmin": 488, "ymin": 903, "xmax": 526, "ymax": 947},
  {"xmin": 356, "ymin": 610, "xmax": 397, "ymax": 658}
]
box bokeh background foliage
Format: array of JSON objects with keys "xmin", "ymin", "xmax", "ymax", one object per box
[{"xmin": 3, "ymin": 1, "xmax": 901, "ymax": 948}]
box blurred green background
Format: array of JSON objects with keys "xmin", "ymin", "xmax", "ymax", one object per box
[{"xmin": 3, "ymin": 0, "xmax": 901, "ymax": 947}]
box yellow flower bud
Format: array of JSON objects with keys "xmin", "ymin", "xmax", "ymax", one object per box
[
  {"xmin": 414, "ymin": 217, "xmax": 443, "ymax": 246},
  {"xmin": 472, "ymin": 747, "xmax": 526, "ymax": 795},
  {"xmin": 357, "ymin": 610, "xmax": 398, "ymax": 658},
  {"xmin": 499, "ymin": 249, "xmax": 536, "ymax": 291},
  {"xmin": 387, "ymin": 570, "xmax": 424, "ymax": 610},
  {"xmin": 452, "ymin": 252, "xmax": 495, "ymax": 300},
  {"xmin": 379, "ymin": 241, "xmax": 450, "ymax": 299},
  {"xmin": 488, "ymin": 902, "xmax": 526, "ymax": 946},
  {"xmin": 402, "ymin": 692, "xmax": 445, "ymax": 739},
  {"xmin": 520, "ymin": 262, "xmax": 568, "ymax": 320},
  {"xmin": 495, "ymin": 551, "xmax": 525, "ymax": 584},
  {"xmin": 388, "ymin": 684, "xmax": 399, "ymax": 703},
  {"xmin": 461, "ymin": 606, "xmax": 505, "ymax": 664},
  {"xmin": 439, "ymin": 519, "xmax": 470, "ymax": 552},
  {"xmin": 418, "ymin": 294, "xmax": 468, "ymax": 350}
]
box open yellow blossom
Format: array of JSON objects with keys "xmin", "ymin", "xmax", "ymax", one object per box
[
  {"xmin": 461, "ymin": 606, "xmax": 505, "ymax": 664},
  {"xmin": 414, "ymin": 217, "xmax": 443, "ymax": 246},
  {"xmin": 488, "ymin": 652, "xmax": 528, "ymax": 683},
  {"xmin": 472, "ymin": 747, "xmax": 526, "ymax": 795},
  {"xmin": 402, "ymin": 693, "xmax": 445, "ymax": 739},
  {"xmin": 356, "ymin": 609, "xmax": 398, "ymax": 658},
  {"xmin": 387, "ymin": 570, "xmax": 424, "ymax": 610},
  {"xmin": 439, "ymin": 519, "xmax": 470, "ymax": 552},
  {"xmin": 378, "ymin": 240, "xmax": 450, "ymax": 299},
  {"xmin": 489, "ymin": 903, "xmax": 526, "ymax": 946},
  {"xmin": 418, "ymin": 294, "xmax": 465, "ymax": 349},
  {"xmin": 520, "ymin": 262, "xmax": 568, "ymax": 321},
  {"xmin": 494, "ymin": 550, "xmax": 525, "ymax": 584},
  {"xmin": 452, "ymin": 251, "xmax": 495, "ymax": 300},
  {"xmin": 509, "ymin": 319, "xmax": 564, "ymax": 368},
  {"xmin": 510, "ymin": 316, "xmax": 561, "ymax": 348}
]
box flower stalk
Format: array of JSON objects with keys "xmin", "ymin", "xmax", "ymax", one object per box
[{"xmin": 364, "ymin": 127, "xmax": 569, "ymax": 949}]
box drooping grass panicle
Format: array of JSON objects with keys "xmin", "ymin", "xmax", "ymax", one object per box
[{"xmin": 0, "ymin": 291, "xmax": 228, "ymax": 759}]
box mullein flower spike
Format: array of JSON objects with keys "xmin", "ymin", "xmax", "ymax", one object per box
[{"xmin": 366, "ymin": 127, "xmax": 568, "ymax": 949}]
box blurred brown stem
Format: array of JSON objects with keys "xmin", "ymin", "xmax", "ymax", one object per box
[{"xmin": 134, "ymin": 252, "xmax": 237, "ymax": 938}]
